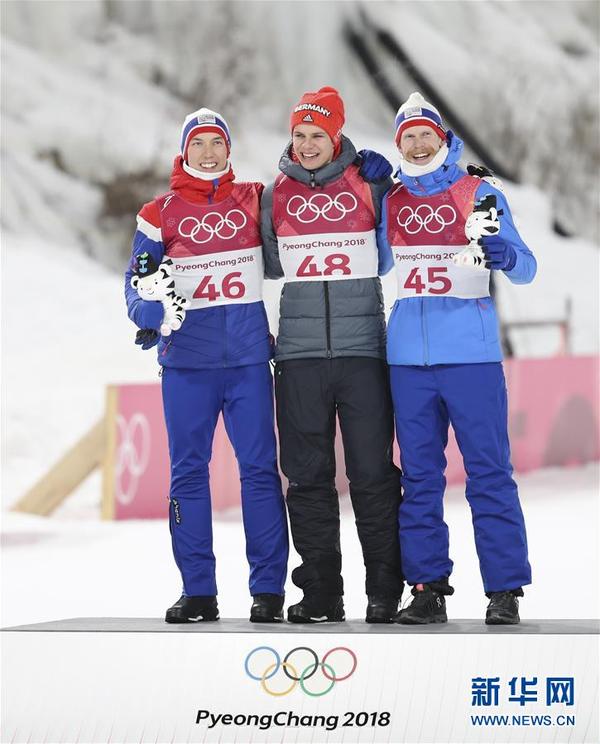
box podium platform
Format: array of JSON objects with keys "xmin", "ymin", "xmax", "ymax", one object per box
[
  {"xmin": 3, "ymin": 618, "xmax": 598, "ymax": 743},
  {"xmin": 4, "ymin": 617, "xmax": 599, "ymax": 634}
]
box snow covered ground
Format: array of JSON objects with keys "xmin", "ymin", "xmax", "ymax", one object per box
[{"xmin": 2, "ymin": 463, "xmax": 598, "ymax": 628}]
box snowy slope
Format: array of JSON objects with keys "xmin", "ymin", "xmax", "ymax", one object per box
[{"xmin": 1, "ymin": 0, "xmax": 598, "ymax": 262}]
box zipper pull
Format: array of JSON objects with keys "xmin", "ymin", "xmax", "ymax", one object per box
[{"xmin": 310, "ymin": 171, "xmax": 316, "ymax": 190}]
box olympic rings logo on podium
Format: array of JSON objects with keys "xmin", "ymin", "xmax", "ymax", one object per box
[
  {"xmin": 244, "ymin": 646, "xmax": 357, "ymax": 697},
  {"xmin": 178, "ymin": 210, "xmax": 247, "ymax": 244},
  {"xmin": 286, "ymin": 192, "xmax": 358, "ymax": 223}
]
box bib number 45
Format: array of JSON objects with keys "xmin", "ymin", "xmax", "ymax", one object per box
[
  {"xmin": 193, "ymin": 272, "xmax": 245, "ymax": 301},
  {"xmin": 404, "ymin": 267, "xmax": 451, "ymax": 295}
]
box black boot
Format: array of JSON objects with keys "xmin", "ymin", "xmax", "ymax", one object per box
[
  {"xmin": 366, "ymin": 596, "xmax": 400, "ymax": 623},
  {"xmin": 165, "ymin": 595, "xmax": 219, "ymax": 623},
  {"xmin": 485, "ymin": 591, "xmax": 520, "ymax": 625},
  {"xmin": 396, "ymin": 584, "xmax": 448, "ymax": 625},
  {"xmin": 250, "ymin": 594, "xmax": 285, "ymax": 623},
  {"xmin": 287, "ymin": 595, "xmax": 345, "ymax": 624}
]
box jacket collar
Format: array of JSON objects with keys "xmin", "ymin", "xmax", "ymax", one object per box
[
  {"xmin": 278, "ymin": 135, "xmax": 358, "ymax": 186},
  {"xmin": 169, "ymin": 155, "xmax": 236, "ymax": 204},
  {"xmin": 395, "ymin": 132, "xmax": 465, "ymax": 196}
]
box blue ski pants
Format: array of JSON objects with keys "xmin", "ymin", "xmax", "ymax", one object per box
[
  {"xmin": 161, "ymin": 363, "xmax": 289, "ymax": 597},
  {"xmin": 390, "ymin": 363, "xmax": 531, "ymax": 593}
]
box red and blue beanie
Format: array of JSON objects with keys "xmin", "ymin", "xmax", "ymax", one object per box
[
  {"xmin": 180, "ymin": 108, "xmax": 231, "ymax": 162},
  {"xmin": 394, "ymin": 92, "xmax": 446, "ymax": 146}
]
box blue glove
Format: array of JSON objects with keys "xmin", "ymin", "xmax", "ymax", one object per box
[
  {"xmin": 135, "ymin": 299, "xmax": 164, "ymax": 330},
  {"xmin": 357, "ymin": 149, "xmax": 393, "ymax": 183},
  {"xmin": 135, "ymin": 328, "xmax": 160, "ymax": 350},
  {"xmin": 482, "ymin": 237, "xmax": 517, "ymax": 271}
]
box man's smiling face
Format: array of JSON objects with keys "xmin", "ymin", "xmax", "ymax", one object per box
[
  {"xmin": 399, "ymin": 125, "xmax": 444, "ymax": 166},
  {"xmin": 292, "ymin": 123, "xmax": 335, "ymax": 170},
  {"xmin": 186, "ymin": 133, "xmax": 228, "ymax": 173}
]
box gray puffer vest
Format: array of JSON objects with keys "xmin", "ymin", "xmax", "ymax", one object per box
[{"xmin": 260, "ymin": 137, "xmax": 390, "ymax": 362}]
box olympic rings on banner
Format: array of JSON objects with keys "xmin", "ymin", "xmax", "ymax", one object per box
[
  {"xmin": 115, "ymin": 413, "xmax": 151, "ymax": 505},
  {"xmin": 396, "ymin": 204, "xmax": 456, "ymax": 234},
  {"xmin": 322, "ymin": 646, "xmax": 358, "ymax": 681},
  {"xmin": 244, "ymin": 645, "xmax": 357, "ymax": 697},
  {"xmin": 286, "ymin": 192, "xmax": 358, "ymax": 223},
  {"xmin": 261, "ymin": 661, "xmax": 298, "ymax": 697},
  {"xmin": 283, "ymin": 646, "xmax": 319, "ymax": 681},
  {"xmin": 244, "ymin": 646, "xmax": 280, "ymax": 680},
  {"xmin": 178, "ymin": 210, "xmax": 247, "ymax": 244},
  {"xmin": 300, "ymin": 662, "xmax": 336, "ymax": 697}
]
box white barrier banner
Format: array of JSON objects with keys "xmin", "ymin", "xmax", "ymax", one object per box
[{"xmin": 3, "ymin": 627, "xmax": 598, "ymax": 743}]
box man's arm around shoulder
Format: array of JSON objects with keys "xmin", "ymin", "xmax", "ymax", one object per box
[
  {"xmin": 260, "ymin": 183, "xmax": 284, "ymax": 279},
  {"xmin": 371, "ymin": 179, "xmax": 394, "ymax": 276}
]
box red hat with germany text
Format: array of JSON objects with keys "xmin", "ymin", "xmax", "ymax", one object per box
[{"xmin": 290, "ymin": 86, "xmax": 345, "ymax": 148}]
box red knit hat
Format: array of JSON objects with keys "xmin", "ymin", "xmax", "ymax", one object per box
[{"xmin": 290, "ymin": 86, "xmax": 345, "ymax": 146}]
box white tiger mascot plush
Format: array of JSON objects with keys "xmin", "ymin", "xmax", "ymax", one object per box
[
  {"xmin": 452, "ymin": 165, "xmax": 505, "ymax": 271},
  {"xmin": 131, "ymin": 252, "xmax": 190, "ymax": 336}
]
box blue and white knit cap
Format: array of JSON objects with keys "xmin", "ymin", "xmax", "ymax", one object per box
[
  {"xmin": 180, "ymin": 108, "xmax": 231, "ymax": 160},
  {"xmin": 394, "ymin": 92, "xmax": 446, "ymax": 145}
]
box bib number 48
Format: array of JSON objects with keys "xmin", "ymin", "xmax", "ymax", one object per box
[
  {"xmin": 404, "ymin": 267, "xmax": 451, "ymax": 295},
  {"xmin": 297, "ymin": 253, "xmax": 351, "ymax": 277},
  {"xmin": 193, "ymin": 272, "xmax": 245, "ymax": 301}
]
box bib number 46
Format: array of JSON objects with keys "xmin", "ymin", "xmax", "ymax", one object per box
[
  {"xmin": 404, "ymin": 267, "xmax": 451, "ymax": 295},
  {"xmin": 193, "ymin": 272, "xmax": 245, "ymax": 301}
]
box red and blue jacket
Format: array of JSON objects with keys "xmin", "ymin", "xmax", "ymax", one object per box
[{"xmin": 124, "ymin": 157, "xmax": 273, "ymax": 369}]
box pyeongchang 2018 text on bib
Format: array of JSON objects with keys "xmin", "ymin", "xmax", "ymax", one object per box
[
  {"xmin": 278, "ymin": 232, "xmax": 378, "ymax": 282},
  {"xmin": 171, "ymin": 246, "xmax": 263, "ymax": 309}
]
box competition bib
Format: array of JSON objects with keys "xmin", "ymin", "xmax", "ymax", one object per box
[
  {"xmin": 386, "ymin": 175, "xmax": 489, "ymax": 300},
  {"xmin": 272, "ymin": 165, "xmax": 378, "ymax": 283},
  {"xmin": 393, "ymin": 244, "xmax": 490, "ymax": 299},
  {"xmin": 278, "ymin": 231, "xmax": 378, "ymax": 282},
  {"xmin": 170, "ymin": 246, "xmax": 263, "ymax": 309},
  {"xmin": 158, "ymin": 183, "xmax": 264, "ymax": 309}
]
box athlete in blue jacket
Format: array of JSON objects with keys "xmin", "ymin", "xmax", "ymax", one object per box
[
  {"xmin": 125, "ymin": 108, "xmax": 289, "ymax": 624},
  {"xmin": 380, "ymin": 93, "xmax": 536, "ymax": 625}
]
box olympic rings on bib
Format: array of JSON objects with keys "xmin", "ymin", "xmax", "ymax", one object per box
[
  {"xmin": 244, "ymin": 645, "xmax": 357, "ymax": 697},
  {"xmin": 286, "ymin": 192, "xmax": 358, "ymax": 223},
  {"xmin": 396, "ymin": 204, "xmax": 457, "ymax": 234},
  {"xmin": 178, "ymin": 210, "xmax": 247, "ymax": 244}
]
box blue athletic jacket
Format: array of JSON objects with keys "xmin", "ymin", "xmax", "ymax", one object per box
[{"xmin": 378, "ymin": 134, "xmax": 537, "ymax": 366}]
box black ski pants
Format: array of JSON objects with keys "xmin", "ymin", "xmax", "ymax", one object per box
[{"xmin": 275, "ymin": 357, "xmax": 403, "ymax": 599}]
